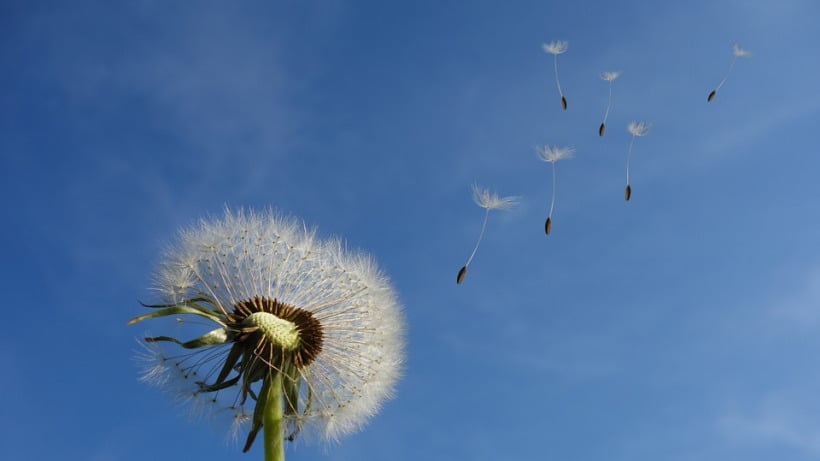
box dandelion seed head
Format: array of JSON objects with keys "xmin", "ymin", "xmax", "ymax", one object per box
[
  {"xmin": 542, "ymin": 40, "xmax": 568, "ymax": 55},
  {"xmin": 134, "ymin": 207, "xmax": 405, "ymax": 446},
  {"xmin": 600, "ymin": 71, "xmax": 620, "ymax": 82},
  {"xmin": 732, "ymin": 43, "xmax": 751, "ymax": 58},
  {"xmin": 537, "ymin": 145, "xmax": 575, "ymax": 163},
  {"xmin": 471, "ymin": 184, "xmax": 519, "ymax": 211},
  {"xmin": 628, "ymin": 121, "xmax": 651, "ymax": 137}
]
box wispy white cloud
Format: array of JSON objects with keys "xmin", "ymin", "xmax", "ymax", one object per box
[
  {"xmin": 38, "ymin": 2, "xmax": 321, "ymax": 203},
  {"xmin": 508, "ymin": 336, "xmax": 622, "ymax": 381},
  {"xmin": 438, "ymin": 299, "xmax": 622, "ymax": 382},
  {"xmin": 56, "ymin": 4, "xmax": 297, "ymax": 149},
  {"xmin": 766, "ymin": 267, "xmax": 820, "ymax": 331},
  {"xmin": 713, "ymin": 266, "xmax": 820, "ymax": 454},
  {"xmin": 719, "ymin": 391, "xmax": 820, "ymax": 456},
  {"xmin": 702, "ymin": 95, "xmax": 820, "ymax": 158}
]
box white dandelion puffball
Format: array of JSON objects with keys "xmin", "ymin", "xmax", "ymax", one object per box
[
  {"xmin": 600, "ymin": 71, "xmax": 620, "ymax": 82},
  {"xmin": 628, "ymin": 121, "xmax": 650, "ymax": 137},
  {"xmin": 537, "ymin": 145, "xmax": 575, "ymax": 163},
  {"xmin": 542, "ymin": 40, "xmax": 568, "ymax": 55},
  {"xmin": 733, "ymin": 43, "xmax": 751, "ymax": 58},
  {"xmin": 131, "ymin": 208, "xmax": 404, "ymax": 451},
  {"xmin": 472, "ymin": 184, "xmax": 519, "ymax": 210}
]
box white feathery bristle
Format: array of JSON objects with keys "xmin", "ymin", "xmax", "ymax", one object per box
[
  {"xmin": 143, "ymin": 207, "xmax": 405, "ymax": 444},
  {"xmin": 732, "ymin": 43, "xmax": 751, "ymax": 58},
  {"xmin": 542, "ymin": 40, "xmax": 568, "ymax": 55},
  {"xmin": 471, "ymin": 184, "xmax": 519, "ymax": 211},
  {"xmin": 536, "ymin": 145, "xmax": 575, "ymax": 163},
  {"xmin": 628, "ymin": 121, "xmax": 651, "ymax": 137},
  {"xmin": 600, "ymin": 71, "xmax": 620, "ymax": 81}
]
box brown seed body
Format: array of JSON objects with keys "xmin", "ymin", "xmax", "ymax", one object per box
[
  {"xmin": 561, "ymin": 96, "xmax": 567, "ymax": 110},
  {"xmin": 457, "ymin": 265, "xmax": 467, "ymax": 284},
  {"xmin": 545, "ymin": 217, "xmax": 552, "ymax": 235},
  {"xmin": 708, "ymin": 90, "xmax": 716, "ymax": 102},
  {"xmin": 599, "ymin": 123, "xmax": 606, "ymax": 137},
  {"xmin": 624, "ymin": 184, "xmax": 632, "ymax": 201}
]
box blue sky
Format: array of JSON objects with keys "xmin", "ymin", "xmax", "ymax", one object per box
[{"xmin": 3, "ymin": 0, "xmax": 820, "ymax": 459}]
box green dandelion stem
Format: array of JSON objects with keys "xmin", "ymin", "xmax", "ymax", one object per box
[{"xmin": 264, "ymin": 371, "xmax": 285, "ymax": 461}]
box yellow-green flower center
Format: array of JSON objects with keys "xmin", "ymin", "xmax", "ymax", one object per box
[{"xmin": 243, "ymin": 312, "xmax": 300, "ymax": 350}]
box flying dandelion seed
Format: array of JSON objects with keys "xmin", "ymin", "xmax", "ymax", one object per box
[
  {"xmin": 625, "ymin": 121, "xmax": 650, "ymax": 201},
  {"xmin": 537, "ymin": 145, "xmax": 574, "ymax": 235},
  {"xmin": 129, "ymin": 208, "xmax": 404, "ymax": 461},
  {"xmin": 708, "ymin": 43, "xmax": 750, "ymax": 102},
  {"xmin": 599, "ymin": 71, "xmax": 620, "ymax": 136},
  {"xmin": 543, "ymin": 40, "xmax": 569, "ymax": 110},
  {"xmin": 457, "ymin": 185, "xmax": 518, "ymax": 284}
]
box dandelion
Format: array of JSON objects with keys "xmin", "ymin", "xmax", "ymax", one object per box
[
  {"xmin": 624, "ymin": 121, "xmax": 650, "ymax": 201},
  {"xmin": 457, "ymin": 185, "xmax": 518, "ymax": 284},
  {"xmin": 708, "ymin": 43, "xmax": 750, "ymax": 102},
  {"xmin": 543, "ymin": 40, "xmax": 569, "ymax": 110},
  {"xmin": 128, "ymin": 208, "xmax": 404, "ymax": 461},
  {"xmin": 537, "ymin": 145, "xmax": 574, "ymax": 235},
  {"xmin": 599, "ymin": 71, "xmax": 620, "ymax": 136}
]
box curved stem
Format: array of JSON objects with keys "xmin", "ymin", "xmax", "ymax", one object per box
[
  {"xmin": 464, "ymin": 208, "xmax": 490, "ymax": 268},
  {"xmin": 548, "ymin": 162, "xmax": 557, "ymax": 218},
  {"xmin": 715, "ymin": 56, "xmax": 737, "ymax": 92},
  {"xmin": 602, "ymin": 81, "xmax": 613, "ymax": 124},
  {"xmin": 553, "ymin": 54, "xmax": 563, "ymax": 97},
  {"xmin": 626, "ymin": 135, "xmax": 636, "ymax": 185},
  {"xmin": 263, "ymin": 372, "xmax": 284, "ymax": 461}
]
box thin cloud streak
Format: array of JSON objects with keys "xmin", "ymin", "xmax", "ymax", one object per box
[{"xmin": 719, "ymin": 393, "xmax": 820, "ymax": 456}]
